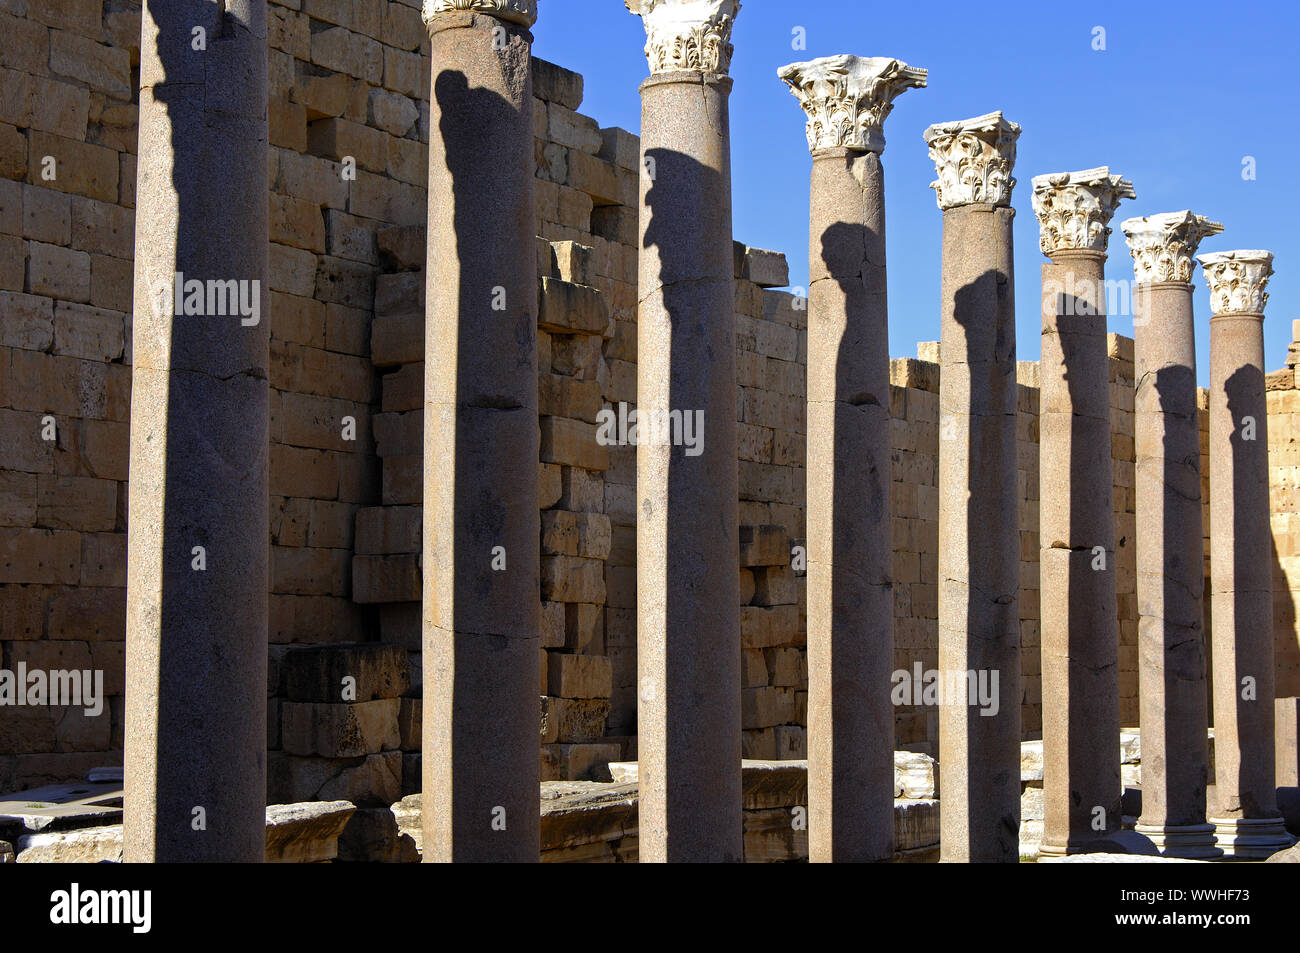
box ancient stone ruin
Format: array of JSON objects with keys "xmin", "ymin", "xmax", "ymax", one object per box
[{"xmin": 1, "ymin": 0, "xmax": 1298, "ymax": 865}]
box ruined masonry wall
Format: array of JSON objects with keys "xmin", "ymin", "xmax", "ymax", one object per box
[{"xmin": 2, "ymin": 2, "xmax": 1298, "ymax": 792}]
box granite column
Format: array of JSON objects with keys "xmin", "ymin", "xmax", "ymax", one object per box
[
  {"xmin": 627, "ymin": 0, "xmax": 743, "ymax": 862},
  {"xmin": 1203, "ymin": 249, "xmax": 1295, "ymax": 858},
  {"xmin": 924, "ymin": 112, "xmax": 1023, "ymax": 862},
  {"xmin": 421, "ymin": 0, "xmax": 541, "ymax": 863},
  {"xmin": 778, "ymin": 54, "xmax": 926, "ymax": 863},
  {"xmin": 1123, "ymin": 211, "xmax": 1223, "ymax": 858},
  {"xmin": 124, "ymin": 0, "xmax": 270, "ymax": 862},
  {"xmin": 1031, "ymin": 168, "xmax": 1134, "ymax": 855}
]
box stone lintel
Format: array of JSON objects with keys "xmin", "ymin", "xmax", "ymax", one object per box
[
  {"xmin": 626, "ymin": 0, "xmax": 741, "ymax": 76},
  {"xmin": 777, "ymin": 54, "xmax": 927, "ymax": 154},
  {"xmin": 1199, "ymin": 249, "xmax": 1274, "ymax": 315},
  {"xmin": 923, "ymin": 111, "xmax": 1021, "ymax": 210},
  {"xmin": 422, "ymin": 0, "xmax": 537, "ymax": 27},
  {"xmin": 1031, "ymin": 166, "xmax": 1135, "ymax": 256},
  {"xmin": 1122, "ymin": 211, "xmax": 1224, "ymax": 285}
]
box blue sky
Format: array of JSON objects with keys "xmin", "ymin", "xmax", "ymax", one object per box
[{"xmin": 533, "ymin": 0, "xmax": 1300, "ymax": 381}]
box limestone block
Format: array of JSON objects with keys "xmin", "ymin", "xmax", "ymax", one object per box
[
  {"xmin": 337, "ymin": 806, "xmax": 420, "ymax": 863},
  {"xmin": 532, "ymin": 58, "xmax": 583, "ymax": 110},
  {"xmin": 540, "ymin": 416, "xmax": 609, "ymax": 471},
  {"xmin": 540, "ymin": 601, "xmax": 566, "ymax": 648},
  {"xmin": 282, "ymin": 643, "xmax": 410, "ymax": 702},
  {"xmin": 371, "ymin": 314, "xmax": 422, "ymax": 367},
  {"xmin": 540, "ymin": 696, "xmax": 610, "ymax": 744},
  {"xmin": 740, "ymin": 604, "xmax": 800, "ymax": 650},
  {"xmin": 268, "ymin": 750, "xmax": 402, "ymax": 808},
  {"xmin": 753, "ymin": 565, "xmax": 798, "ymax": 607},
  {"xmin": 541, "ymin": 554, "xmax": 607, "ymax": 604},
  {"xmin": 551, "ymin": 240, "xmax": 595, "ymax": 286},
  {"xmin": 547, "ymin": 654, "xmax": 613, "ymax": 699},
  {"xmin": 539, "ymin": 375, "xmax": 603, "ymax": 423},
  {"xmin": 540, "ymin": 510, "xmax": 612, "ymax": 560},
  {"xmin": 564, "ymin": 603, "xmax": 604, "ymax": 654},
  {"xmin": 264, "ymin": 800, "xmax": 355, "ymax": 863},
  {"xmin": 739, "ymin": 524, "xmax": 789, "ymax": 567},
  {"xmin": 538, "ymin": 276, "xmax": 608, "ymax": 335},
  {"xmin": 351, "ymin": 554, "xmax": 420, "ymax": 603}
]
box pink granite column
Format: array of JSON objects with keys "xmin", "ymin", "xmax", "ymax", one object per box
[
  {"xmin": 628, "ymin": 0, "xmax": 742, "ymax": 862},
  {"xmin": 779, "ymin": 54, "xmax": 926, "ymax": 863},
  {"xmin": 924, "ymin": 112, "xmax": 1022, "ymax": 862},
  {"xmin": 1031, "ymin": 168, "xmax": 1134, "ymax": 855},
  {"xmin": 421, "ymin": 0, "xmax": 541, "ymax": 863},
  {"xmin": 1203, "ymin": 249, "xmax": 1296, "ymax": 858},
  {"xmin": 1123, "ymin": 211, "xmax": 1224, "ymax": 858},
  {"xmin": 124, "ymin": 0, "xmax": 269, "ymax": 862}
]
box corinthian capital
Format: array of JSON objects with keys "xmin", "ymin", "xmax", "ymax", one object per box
[
  {"xmin": 422, "ymin": 0, "xmax": 537, "ymax": 27},
  {"xmin": 626, "ymin": 0, "xmax": 740, "ymax": 76},
  {"xmin": 1198, "ymin": 250, "xmax": 1274, "ymax": 315},
  {"xmin": 922, "ymin": 111, "xmax": 1021, "ymax": 210},
  {"xmin": 1030, "ymin": 167, "xmax": 1134, "ymax": 256},
  {"xmin": 1120, "ymin": 211, "xmax": 1224, "ymax": 284},
  {"xmin": 777, "ymin": 55, "xmax": 927, "ymax": 154}
]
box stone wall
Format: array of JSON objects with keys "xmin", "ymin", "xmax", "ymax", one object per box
[{"xmin": 2, "ymin": 1, "xmax": 1298, "ymax": 793}]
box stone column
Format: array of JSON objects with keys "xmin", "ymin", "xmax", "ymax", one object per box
[
  {"xmin": 1202, "ymin": 249, "xmax": 1295, "ymax": 858},
  {"xmin": 778, "ymin": 55, "xmax": 926, "ymax": 863},
  {"xmin": 924, "ymin": 112, "xmax": 1023, "ymax": 862},
  {"xmin": 421, "ymin": 0, "xmax": 540, "ymax": 863},
  {"xmin": 1122, "ymin": 211, "xmax": 1223, "ymax": 858},
  {"xmin": 1031, "ymin": 168, "xmax": 1134, "ymax": 855},
  {"xmin": 627, "ymin": 0, "xmax": 742, "ymax": 862},
  {"xmin": 124, "ymin": 0, "xmax": 269, "ymax": 862}
]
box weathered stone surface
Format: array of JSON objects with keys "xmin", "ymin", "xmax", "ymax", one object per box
[
  {"xmin": 265, "ymin": 800, "xmax": 355, "ymax": 863},
  {"xmin": 282, "ymin": 643, "xmax": 410, "ymax": 702},
  {"xmin": 281, "ymin": 699, "xmax": 401, "ymax": 758}
]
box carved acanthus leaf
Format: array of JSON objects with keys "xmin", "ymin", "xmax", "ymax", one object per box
[
  {"xmin": 1030, "ymin": 167, "xmax": 1134, "ymax": 255},
  {"xmin": 422, "ymin": 0, "xmax": 538, "ymax": 27},
  {"xmin": 777, "ymin": 55, "xmax": 927, "ymax": 154},
  {"xmin": 1120, "ymin": 211, "xmax": 1224, "ymax": 284},
  {"xmin": 626, "ymin": 0, "xmax": 740, "ymax": 76},
  {"xmin": 1199, "ymin": 250, "xmax": 1274, "ymax": 314},
  {"xmin": 922, "ymin": 111, "xmax": 1021, "ymax": 210}
]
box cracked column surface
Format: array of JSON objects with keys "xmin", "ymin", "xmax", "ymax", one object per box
[
  {"xmin": 1032, "ymin": 169, "xmax": 1133, "ymax": 855},
  {"xmin": 1202, "ymin": 249, "xmax": 1295, "ymax": 859},
  {"xmin": 779, "ymin": 55, "xmax": 926, "ymax": 862},
  {"xmin": 628, "ymin": 0, "xmax": 742, "ymax": 862},
  {"xmin": 124, "ymin": 0, "xmax": 269, "ymax": 862},
  {"xmin": 924, "ymin": 112, "xmax": 1022, "ymax": 862},
  {"xmin": 421, "ymin": 0, "xmax": 540, "ymax": 862},
  {"xmin": 1123, "ymin": 212, "xmax": 1223, "ymax": 858}
]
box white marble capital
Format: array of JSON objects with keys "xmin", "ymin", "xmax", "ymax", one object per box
[
  {"xmin": 626, "ymin": 0, "xmax": 740, "ymax": 76},
  {"xmin": 1199, "ymin": 250, "xmax": 1274, "ymax": 315},
  {"xmin": 777, "ymin": 55, "xmax": 926, "ymax": 154},
  {"xmin": 422, "ymin": 0, "xmax": 537, "ymax": 27},
  {"xmin": 1030, "ymin": 167, "xmax": 1134, "ymax": 256},
  {"xmin": 1121, "ymin": 211, "xmax": 1224, "ymax": 285},
  {"xmin": 922, "ymin": 111, "xmax": 1021, "ymax": 210}
]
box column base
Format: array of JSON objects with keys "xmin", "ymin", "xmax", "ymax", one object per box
[
  {"xmin": 1209, "ymin": 816, "xmax": 1296, "ymax": 860},
  {"xmin": 1133, "ymin": 822, "xmax": 1224, "ymax": 859},
  {"xmin": 1039, "ymin": 828, "xmax": 1162, "ymax": 857}
]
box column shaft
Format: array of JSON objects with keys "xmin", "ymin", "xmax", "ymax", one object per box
[
  {"xmin": 806, "ymin": 150, "xmax": 893, "ymax": 862},
  {"xmin": 1039, "ymin": 251, "xmax": 1122, "ymax": 853},
  {"xmin": 124, "ymin": 0, "xmax": 269, "ymax": 862},
  {"xmin": 937, "ymin": 203, "xmax": 1021, "ymax": 862},
  {"xmin": 1133, "ymin": 283, "xmax": 1216, "ymax": 850},
  {"xmin": 1209, "ymin": 310, "xmax": 1290, "ymax": 855},
  {"xmin": 635, "ymin": 71, "xmax": 742, "ymax": 862},
  {"xmin": 422, "ymin": 10, "xmax": 540, "ymax": 863}
]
